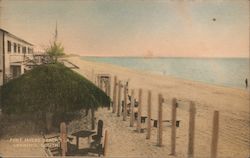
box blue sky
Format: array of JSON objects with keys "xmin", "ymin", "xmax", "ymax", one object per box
[{"xmin": 0, "ymin": 0, "xmax": 249, "ymax": 57}]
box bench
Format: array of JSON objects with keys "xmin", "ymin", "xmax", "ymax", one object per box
[
  {"xmin": 153, "ymin": 119, "xmax": 181, "ymax": 128},
  {"xmin": 43, "ymin": 134, "xmax": 61, "ymax": 156},
  {"xmin": 43, "ymin": 133, "xmax": 74, "ymax": 156}
]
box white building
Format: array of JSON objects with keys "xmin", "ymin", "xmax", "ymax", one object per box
[{"xmin": 0, "ymin": 28, "xmax": 34, "ymax": 85}]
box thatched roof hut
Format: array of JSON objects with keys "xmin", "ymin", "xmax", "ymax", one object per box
[{"xmin": 0, "ymin": 63, "xmax": 110, "ymax": 130}]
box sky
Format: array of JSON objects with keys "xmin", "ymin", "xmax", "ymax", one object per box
[{"xmin": 0, "ymin": 0, "xmax": 249, "ymax": 57}]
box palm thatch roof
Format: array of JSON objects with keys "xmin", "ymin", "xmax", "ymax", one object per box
[{"xmin": 0, "ymin": 63, "xmax": 110, "ymax": 115}]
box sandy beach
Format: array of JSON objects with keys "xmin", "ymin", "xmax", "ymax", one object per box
[
  {"xmin": 68, "ymin": 56, "xmax": 249, "ymax": 158},
  {"xmin": 0, "ymin": 56, "xmax": 249, "ymax": 158}
]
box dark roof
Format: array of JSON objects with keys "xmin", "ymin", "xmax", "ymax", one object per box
[{"xmin": 0, "ymin": 28, "xmax": 33, "ymax": 46}]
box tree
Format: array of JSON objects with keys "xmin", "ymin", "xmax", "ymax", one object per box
[{"xmin": 46, "ymin": 42, "xmax": 65, "ymax": 63}]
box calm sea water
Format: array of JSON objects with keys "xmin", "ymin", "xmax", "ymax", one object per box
[{"xmin": 81, "ymin": 57, "xmax": 250, "ymax": 89}]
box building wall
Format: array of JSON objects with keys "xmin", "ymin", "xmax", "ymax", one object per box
[
  {"xmin": 4, "ymin": 33, "xmax": 33, "ymax": 80},
  {"xmin": 0, "ymin": 30, "xmax": 3, "ymax": 86}
]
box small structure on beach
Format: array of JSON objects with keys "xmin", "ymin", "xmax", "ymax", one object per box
[
  {"xmin": 96, "ymin": 74, "xmax": 111, "ymax": 96},
  {"xmin": 0, "ymin": 63, "xmax": 110, "ymax": 133}
]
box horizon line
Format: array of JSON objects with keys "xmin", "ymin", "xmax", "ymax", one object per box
[{"xmin": 77, "ymin": 55, "xmax": 249, "ymax": 59}]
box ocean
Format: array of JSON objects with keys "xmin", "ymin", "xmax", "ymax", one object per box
[{"xmin": 81, "ymin": 57, "xmax": 250, "ymax": 89}]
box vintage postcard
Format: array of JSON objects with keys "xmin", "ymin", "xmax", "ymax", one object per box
[{"xmin": 0, "ymin": 0, "xmax": 249, "ymax": 157}]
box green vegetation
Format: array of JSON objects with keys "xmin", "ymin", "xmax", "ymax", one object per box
[
  {"xmin": 46, "ymin": 42, "xmax": 65, "ymax": 63},
  {"xmin": 0, "ymin": 63, "xmax": 110, "ymax": 132}
]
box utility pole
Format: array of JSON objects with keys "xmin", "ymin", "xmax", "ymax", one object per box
[{"xmin": 54, "ymin": 21, "xmax": 58, "ymax": 43}]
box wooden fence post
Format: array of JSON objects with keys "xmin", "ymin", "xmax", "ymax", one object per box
[
  {"xmin": 170, "ymin": 98, "xmax": 177, "ymax": 155},
  {"xmin": 117, "ymin": 81, "xmax": 122, "ymax": 117},
  {"xmin": 107, "ymin": 80, "xmax": 111, "ymax": 110},
  {"xmin": 187, "ymin": 101, "xmax": 196, "ymax": 158},
  {"xmin": 146, "ymin": 90, "xmax": 152, "ymax": 139},
  {"xmin": 130, "ymin": 89, "xmax": 135, "ymax": 127},
  {"xmin": 123, "ymin": 84, "xmax": 127, "ymax": 121},
  {"xmin": 108, "ymin": 78, "xmax": 111, "ymax": 98},
  {"xmin": 104, "ymin": 80, "xmax": 107, "ymax": 94},
  {"xmin": 91, "ymin": 108, "xmax": 95, "ymax": 130},
  {"xmin": 112, "ymin": 76, "xmax": 117, "ymax": 113},
  {"xmin": 210, "ymin": 111, "xmax": 219, "ymax": 158},
  {"xmin": 157, "ymin": 94, "xmax": 163, "ymax": 147},
  {"xmin": 60, "ymin": 122, "xmax": 67, "ymax": 156},
  {"xmin": 103, "ymin": 130, "xmax": 108, "ymax": 156},
  {"xmin": 137, "ymin": 89, "xmax": 142, "ymax": 133}
]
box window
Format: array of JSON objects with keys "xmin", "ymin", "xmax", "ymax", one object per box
[
  {"xmin": 18, "ymin": 44, "xmax": 20, "ymax": 53},
  {"xmin": 22, "ymin": 46, "xmax": 26, "ymax": 54},
  {"xmin": 14, "ymin": 43, "xmax": 17, "ymax": 53},
  {"xmin": 7, "ymin": 41, "xmax": 11, "ymax": 52}
]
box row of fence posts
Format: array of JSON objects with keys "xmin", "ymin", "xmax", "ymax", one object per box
[{"xmin": 108, "ymin": 75, "xmax": 220, "ymax": 158}]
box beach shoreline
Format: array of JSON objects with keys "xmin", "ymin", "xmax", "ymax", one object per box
[{"xmin": 81, "ymin": 56, "xmax": 250, "ymax": 90}]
